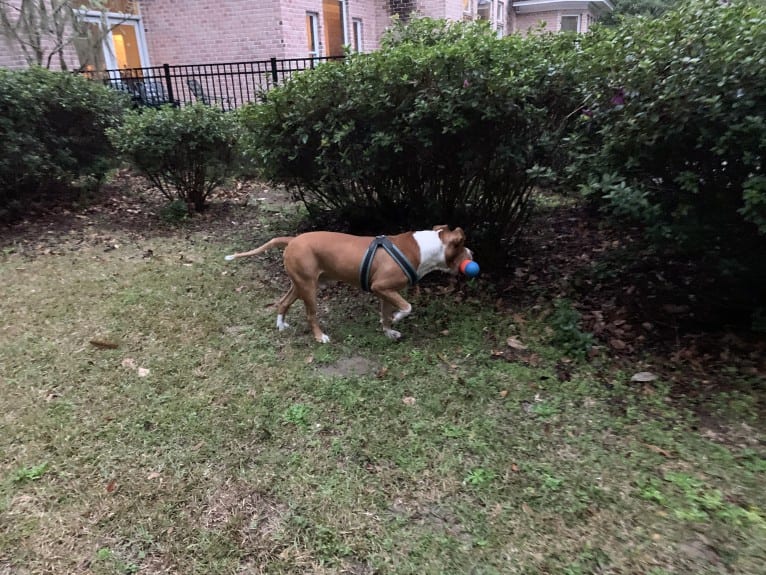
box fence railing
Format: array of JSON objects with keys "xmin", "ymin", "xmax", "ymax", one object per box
[{"xmin": 81, "ymin": 56, "xmax": 343, "ymax": 110}]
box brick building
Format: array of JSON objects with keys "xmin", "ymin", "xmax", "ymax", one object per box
[{"xmin": 1, "ymin": 0, "xmax": 612, "ymax": 70}]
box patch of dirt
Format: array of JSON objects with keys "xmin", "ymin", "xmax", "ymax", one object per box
[
  {"xmin": 318, "ymin": 355, "xmax": 378, "ymax": 378},
  {"xmin": 201, "ymin": 480, "xmax": 288, "ymax": 547},
  {"xmin": 0, "ymin": 171, "xmax": 292, "ymax": 257}
]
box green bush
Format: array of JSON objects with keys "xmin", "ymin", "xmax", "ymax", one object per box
[
  {"xmin": 240, "ymin": 19, "xmax": 581, "ymax": 260},
  {"xmin": 571, "ymin": 0, "xmax": 766, "ymax": 255},
  {"xmin": 108, "ymin": 103, "xmax": 240, "ymax": 212},
  {"xmin": 0, "ymin": 67, "xmax": 127, "ymax": 219}
]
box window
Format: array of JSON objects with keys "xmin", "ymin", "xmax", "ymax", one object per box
[
  {"xmin": 496, "ymin": 1, "xmax": 505, "ymax": 37},
  {"xmin": 323, "ymin": 0, "xmax": 347, "ymax": 58},
  {"xmin": 477, "ymin": 0, "xmax": 490, "ymax": 21},
  {"xmin": 463, "ymin": 0, "xmax": 472, "ymax": 13},
  {"xmin": 560, "ymin": 15, "xmax": 580, "ymax": 33},
  {"xmin": 352, "ymin": 18, "xmax": 363, "ymax": 53},
  {"xmin": 306, "ymin": 12, "xmax": 319, "ymax": 57},
  {"xmin": 78, "ymin": 8, "xmax": 149, "ymax": 71}
]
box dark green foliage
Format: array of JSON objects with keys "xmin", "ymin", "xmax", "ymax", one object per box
[
  {"xmin": 240, "ymin": 19, "xmax": 580, "ymax": 260},
  {"xmin": 108, "ymin": 104, "xmax": 240, "ymax": 212},
  {"xmin": 567, "ymin": 0, "xmax": 766, "ymax": 304},
  {"xmin": 548, "ymin": 299, "xmax": 594, "ymax": 359},
  {"xmin": 600, "ymin": 0, "xmax": 682, "ymax": 25},
  {"xmin": 0, "ymin": 67, "xmax": 127, "ymax": 219}
]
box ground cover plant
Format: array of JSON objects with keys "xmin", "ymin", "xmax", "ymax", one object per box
[{"xmin": 1, "ymin": 182, "xmax": 764, "ymax": 574}]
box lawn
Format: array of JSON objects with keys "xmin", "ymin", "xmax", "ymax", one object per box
[{"xmin": 1, "ymin": 183, "xmax": 765, "ymax": 574}]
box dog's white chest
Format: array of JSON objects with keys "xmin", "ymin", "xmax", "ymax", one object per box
[{"xmin": 413, "ymin": 231, "xmax": 448, "ymax": 277}]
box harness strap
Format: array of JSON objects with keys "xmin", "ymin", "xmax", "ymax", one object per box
[{"xmin": 359, "ymin": 236, "xmax": 419, "ymax": 292}]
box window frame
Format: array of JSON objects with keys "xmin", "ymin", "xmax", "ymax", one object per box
[
  {"xmin": 352, "ymin": 18, "xmax": 363, "ymax": 53},
  {"xmin": 307, "ymin": 11, "xmax": 320, "ymax": 57},
  {"xmin": 560, "ymin": 14, "xmax": 581, "ymax": 33}
]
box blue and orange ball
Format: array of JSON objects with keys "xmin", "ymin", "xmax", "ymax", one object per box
[{"xmin": 460, "ymin": 259, "xmax": 480, "ymax": 278}]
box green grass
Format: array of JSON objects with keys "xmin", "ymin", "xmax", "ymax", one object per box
[{"xmin": 1, "ymin": 205, "xmax": 765, "ymax": 574}]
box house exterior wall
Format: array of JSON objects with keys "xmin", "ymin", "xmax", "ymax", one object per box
[
  {"xmin": 514, "ymin": 8, "xmax": 599, "ymax": 34},
  {"xmin": 138, "ymin": 0, "xmax": 284, "ymax": 65},
  {"xmin": 0, "ymin": 0, "xmax": 611, "ymax": 70}
]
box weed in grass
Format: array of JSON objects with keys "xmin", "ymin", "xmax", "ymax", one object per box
[
  {"xmin": 11, "ymin": 463, "xmax": 49, "ymax": 484},
  {"xmin": 465, "ymin": 467, "xmax": 496, "ymax": 487},
  {"xmin": 548, "ymin": 298, "xmax": 594, "ymax": 359},
  {"xmin": 282, "ymin": 403, "xmax": 312, "ymax": 427},
  {"xmin": 159, "ymin": 199, "xmax": 190, "ymax": 223}
]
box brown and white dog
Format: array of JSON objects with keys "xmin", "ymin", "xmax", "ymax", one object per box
[{"xmin": 225, "ymin": 225, "xmax": 473, "ymax": 343}]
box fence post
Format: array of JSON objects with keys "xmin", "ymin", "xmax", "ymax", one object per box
[
  {"xmin": 162, "ymin": 63, "xmax": 175, "ymax": 105},
  {"xmin": 270, "ymin": 57, "xmax": 279, "ymax": 86}
]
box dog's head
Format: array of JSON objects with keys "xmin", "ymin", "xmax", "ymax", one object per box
[{"xmin": 433, "ymin": 225, "xmax": 473, "ymax": 273}]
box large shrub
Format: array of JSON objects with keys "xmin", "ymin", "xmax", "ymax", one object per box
[
  {"xmin": 571, "ymin": 0, "xmax": 766, "ymax": 255},
  {"xmin": 240, "ymin": 19, "xmax": 580, "ymax": 259},
  {"xmin": 0, "ymin": 67, "xmax": 127, "ymax": 219},
  {"xmin": 108, "ymin": 103, "xmax": 240, "ymax": 212}
]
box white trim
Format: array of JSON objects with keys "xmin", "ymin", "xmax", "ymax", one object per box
[
  {"xmin": 352, "ymin": 18, "xmax": 363, "ymax": 53},
  {"xmin": 79, "ymin": 10, "xmax": 151, "ymax": 70},
  {"xmin": 307, "ymin": 12, "xmax": 320, "ymax": 57},
  {"xmin": 514, "ymin": 0, "xmax": 613, "ymax": 15},
  {"xmin": 341, "ymin": 0, "xmax": 350, "ymax": 47},
  {"xmin": 560, "ymin": 14, "xmax": 581, "ymax": 32}
]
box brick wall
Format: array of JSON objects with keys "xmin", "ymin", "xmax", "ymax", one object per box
[
  {"xmin": 139, "ymin": 1, "xmax": 386, "ymax": 65},
  {"xmin": 139, "ymin": 0, "xmax": 283, "ymax": 65},
  {"xmin": 0, "ymin": 1, "xmax": 609, "ymax": 71},
  {"xmin": 387, "ymin": 0, "xmax": 417, "ymax": 20},
  {"xmin": 0, "ymin": 0, "xmax": 81, "ymax": 70}
]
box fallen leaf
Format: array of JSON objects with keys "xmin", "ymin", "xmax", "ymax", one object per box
[
  {"xmin": 511, "ymin": 463, "xmax": 519, "ymax": 473},
  {"xmin": 305, "ymin": 355, "xmax": 314, "ymax": 364},
  {"xmin": 90, "ymin": 339, "xmax": 119, "ymax": 350},
  {"xmin": 609, "ymin": 338, "xmax": 627, "ymax": 350},
  {"xmin": 376, "ymin": 367, "xmax": 389, "ymax": 378},
  {"xmin": 631, "ymin": 371, "xmax": 658, "ymax": 383},
  {"xmin": 499, "ymin": 390, "xmax": 509, "ymax": 398},
  {"xmin": 402, "ymin": 396, "xmax": 416, "ymax": 406},
  {"xmin": 521, "ymin": 502, "xmax": 533, "ymax": 515},
  {"xmin": 643, "ymin": 443, "xmax": 672, "ymax": 457},
  {"xmin": 507, "ymin": 336, "xmax": 528, "ymax": 350},
  {"xmin": 662, "ymin": 304, "xmax": 689, "ymax": 314},
  {"xmin": 137, "ymin": 367, "xmax": 150, "ymax": 378},
  {"xmin": 121, "ymin": 358, "xmax": 137, "ymax": 369},
  {"xmin": 106, "ymin": 480, "xmax": 118, "ymax": 493},
  {"xmin": 147, "ymin": 471, "xmax": 161, "ymax": 480}
]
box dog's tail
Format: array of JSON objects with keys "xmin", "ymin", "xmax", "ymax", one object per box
[{"xmin": 224, "ymin": 237, "xmax": 294, "ymax": 261}]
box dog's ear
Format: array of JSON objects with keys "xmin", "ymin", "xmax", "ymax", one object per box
[{"xmin": 448, "ymin": 227, "xmax": 465, "ymax": 246}]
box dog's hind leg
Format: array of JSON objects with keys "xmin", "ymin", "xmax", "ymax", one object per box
[
  {"xmin": 297, "ymin": 284, "xmax": 330, "ymax": 343},
  {"xmin": 276, "ymin": 283, "xmax": 298, "ymax": 331}
]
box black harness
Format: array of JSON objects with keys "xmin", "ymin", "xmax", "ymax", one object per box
[{"xmin": 359, "ymin": 236, "xmax": 419, "ymax": 292}]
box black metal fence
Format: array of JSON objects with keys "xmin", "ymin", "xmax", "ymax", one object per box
[{"xmin": 81, "ymin": 55, "xmax": 343, "ymax": 110}]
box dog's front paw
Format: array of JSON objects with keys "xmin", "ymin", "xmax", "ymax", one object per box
[
  {"xmin": 384, "ymin": 328, "xmax": 402, "ymax": 340},
  {"xmin": 392, "ymin": 305, "xmax": 412, "ymax": 324},
  {"xmin": 317, "ymin": 333, "xmax": 331, "ymax": 344},
  {"xmin": 276, "ymin": 315, "xmax": 290, "ymax": 331}
]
